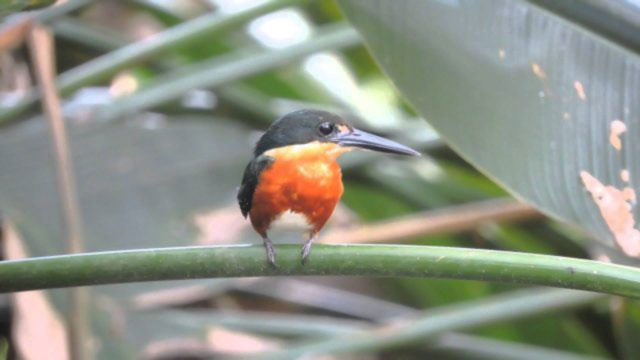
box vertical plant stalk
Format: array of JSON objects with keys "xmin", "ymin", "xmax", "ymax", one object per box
[
  {"xmin": 3, "ymin": 221, "xmax": 71, "ymax": 360},
  {"xmin": 27, "ymin": 24, "xmax": 90, "ymax": 360},
  {"xmin": 0, "ymin": 18, "xmax": 32, "ymax": 52}
]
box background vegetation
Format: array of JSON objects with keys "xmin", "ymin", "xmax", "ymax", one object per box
[{"xmin": 0, "ymin": 0, "xmax": 639, "ymax": 359}]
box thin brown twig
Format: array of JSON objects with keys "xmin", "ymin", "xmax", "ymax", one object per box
[
  {"xmin": 320, "ymin": 198, "xmax": 539, "ymax": 244},
  {"xmin": 27, "ymin": 24, "xmax": 90, "ymax": 360},
  {"xmin": 2, "ymin": 221, "xmax": 71, "ymax": 360},
  {"xmin": 0, "ymin": 18, "xmax": 32, "ymax": 52}
]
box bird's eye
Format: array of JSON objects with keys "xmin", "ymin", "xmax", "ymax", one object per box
[{"xmin": 318, "ymin": 122, "xmax": 335, "ymax": 135}]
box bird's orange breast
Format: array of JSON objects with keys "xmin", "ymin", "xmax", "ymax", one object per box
[{"xmin": 249, "ymin": 142, "xmax": 350, "ymax": 236}]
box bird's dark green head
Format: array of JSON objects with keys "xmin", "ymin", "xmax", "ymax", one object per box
[{"xmin": 254, "ymin": 109, "xmax": 420, "ymax": 157}]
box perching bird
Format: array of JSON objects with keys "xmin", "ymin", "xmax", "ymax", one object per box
[{"xmin": 238, "ymin": 109, "xmax": 420, "ymax": 266}]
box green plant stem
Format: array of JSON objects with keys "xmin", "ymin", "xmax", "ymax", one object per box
[
  {"xmin": 0, "ymin": 244, "xmax": 639, "ymax": 296},
  {"xmin": 51, "ymin": 17, "xmax": 126, "ymax": 51},
  {"xmin": 96, "ymin": 24, "xmax": 359, "ymax": 121},
  {"xmin": 51, "ymin": 17, "xmax": 281, "ymax": 123},
  {"xmin": 32, "ymin": 0, "xmax": 94, "ymax": 23},
  {"xmin": 252, "ymin": 288, "xmax": 603, "ymax": 359},
  {"xmin": 156, "ymin": 309, "xmax": 605, "ymax": 360},
  {"xmin": 0, "ymin": 0, "xmax": 60, "ymax": 15},
  {"xmin": 425, "ymin": 333, "xmax": 606, "ymax": 360},
  {"xmin": 0, "ymin": 0, "xmax": 305, "ymax": 124}
]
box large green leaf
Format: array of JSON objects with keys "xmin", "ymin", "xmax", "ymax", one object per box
[{"xmin": 337, "ymin": 0, "xmax": 640, "ymax": 260}]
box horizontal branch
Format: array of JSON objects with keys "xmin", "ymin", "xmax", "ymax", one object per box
[{"xmin": 0, "ymin": 244, "xmax": 639, "ymax": 297}]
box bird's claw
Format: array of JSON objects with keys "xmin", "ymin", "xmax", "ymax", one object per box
[
  {"xmin": 264, "ymin": 237, "xmax": 277, "ymax": 268},
  {"xmin": 301, "ymin": 235, "xmax": 316, "ymax": 265},
  {"xmin": 301, "ymin": 243, "xmax": 311, "ymax": 265}
]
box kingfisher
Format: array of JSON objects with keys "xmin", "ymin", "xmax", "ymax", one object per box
[{"xmin": 238, "ymin": 109, "xmax": 420, "ymax": 266}]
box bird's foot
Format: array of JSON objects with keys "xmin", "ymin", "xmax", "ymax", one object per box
[
  {"xmin": 263, "ymin": 237, "xmax": 277, "ymax": 268},
  {"xmin": 301, "ymin": 242, "xmax": 311, "ymax": 265},
  {"xmin": 301, "ymin": 234, "xmax": 317, "ymax": 265}
]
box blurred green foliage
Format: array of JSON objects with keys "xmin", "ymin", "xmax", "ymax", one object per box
[{"xmin": 0, "ymin": 0, "xmax": 55, "ymax": 15}]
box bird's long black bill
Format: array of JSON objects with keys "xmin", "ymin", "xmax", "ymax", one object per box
[{"xmin": 333, "ymin": 128, "xmax": 421, "ymax": 156}]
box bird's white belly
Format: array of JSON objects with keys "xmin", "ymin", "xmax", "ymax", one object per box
[{"xmin": 270, "ymin": 209, "xmax": 313, "ymax": 231}]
